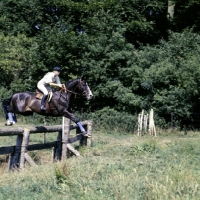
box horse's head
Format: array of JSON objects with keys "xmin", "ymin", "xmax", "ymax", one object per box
[
  {"xmin": 65, "ymin": 78, "xmax": 93, "ymax": 100},
  {"xmin": 78, "ymin": 77, "xmax": 93, "ymax": 100}
]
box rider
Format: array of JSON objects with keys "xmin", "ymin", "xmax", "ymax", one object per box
[{"xmin": 37, "ymin": 66, "xmax": 63, "ymax": 110}]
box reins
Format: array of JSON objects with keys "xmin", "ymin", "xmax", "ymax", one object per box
[
  {"xmin": 57, "ymin": 79, "xmax": 82, "ymax": 112},
  {"xmin": 59, "ymin": 79, "xmax": 84, "ymax": 97}
]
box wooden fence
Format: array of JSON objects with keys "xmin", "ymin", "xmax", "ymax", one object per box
[
  {"xmin": 137, "ymin": 109, "xmax": 156, "ymax": 136},
  {"xmin": 0, "ymin": 118, "xmax": 92, "ymax": 171}
]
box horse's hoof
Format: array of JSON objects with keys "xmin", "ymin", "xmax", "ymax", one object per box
[{"xmin": 5, "ymin": 122, "xmax": 13, "ymax": 126}]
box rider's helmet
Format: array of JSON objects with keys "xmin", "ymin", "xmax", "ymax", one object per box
[{"xmin": 53, "ymin": 66, "xmax": 62, "ymax": 71}]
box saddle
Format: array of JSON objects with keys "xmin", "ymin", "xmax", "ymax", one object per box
[{"xmin": 36, "ymin": 89, "xmax": 52, "ymax": 102}]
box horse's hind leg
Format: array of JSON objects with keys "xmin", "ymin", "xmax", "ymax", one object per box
[
  {"xmin": 5, "ymin": 112, "xmax": 17, "ymax": 126},
  {"xmin": 63, "ymin": 110, "xmax": 90, "ymax": 137},
  {"xmin": 2, "ymin": 99, "xmax": 16, "ymax": 126}
]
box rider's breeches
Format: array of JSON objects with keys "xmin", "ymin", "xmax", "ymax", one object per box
[{"xmin": 37, "ymin": 83, "xmax": 49, "ymax": 95}]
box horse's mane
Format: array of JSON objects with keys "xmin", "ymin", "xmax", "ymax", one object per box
[{"xmin": 65, "ymin": 78, "xmax": 80, "ymax": 86}]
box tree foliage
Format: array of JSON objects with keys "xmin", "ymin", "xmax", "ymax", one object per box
[
  {"xmin": 170, "ymin": 0, "xmax": 200, "ymax": 32},
  {"xmin": 0, "ymin": 0, "xmax": 200, "ymax": 123},
  {"xmin": 0, "ymin": 33, "xmax": 34, "ymax": 92}
]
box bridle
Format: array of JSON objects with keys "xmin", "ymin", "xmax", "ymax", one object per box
[
  {"xmin": 59, "ymin": 79, "xmax": 87, "ymax": 98},
  {"xmin": 54, "ymin": 78, "xmax": 90, "ymax": 114}
]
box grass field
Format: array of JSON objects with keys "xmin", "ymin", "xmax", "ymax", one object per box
[{"xmin": 0, "ymin": 122, "xmax": 200, "ymax": 199}]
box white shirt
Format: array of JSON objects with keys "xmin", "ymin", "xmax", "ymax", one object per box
[{"xmin": 38, "ymin": 72, "xmax": 61, "ymax": 85}]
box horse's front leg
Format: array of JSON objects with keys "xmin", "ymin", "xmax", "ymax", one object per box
[{"xmin": 63, "ymin": 110, "xmax": 88, "ymax": 136}]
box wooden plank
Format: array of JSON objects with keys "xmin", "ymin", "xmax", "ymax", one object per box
[
  {"xmin": 0, "ymin": 134, "xmax": 83, "ymax": 155},
  {"xmin": 68, "ymin": 134, "xmax": 83, "ymax": 143},
  {"xmin": 25, "ymin": 153, "xmax": 37, "ymax": 166},
  {"xmin": 67, "ymin": 144, "xmax": 80, "ymax": 156},
  {"xmin": 0, "ymin": 120, "xmax": 90, "ymax": 136},
  {"xmin": 0, "ymin": 127, "xmax": 24, "ymax": 136},
  {"xmin": 0, "ymin": 146, "xmax": 15, "ymax": 155},
  {"xmin": 27, "ymin": 142, "xmax": 57, "ymax": 151}
]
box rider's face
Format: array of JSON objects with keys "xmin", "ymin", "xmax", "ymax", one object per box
[{"xmin": 54, "ymin": 71, "xmax": 60, "ymax": 76}]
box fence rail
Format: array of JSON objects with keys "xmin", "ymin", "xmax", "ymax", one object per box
[{"xmin": 0, "ymin": 124, "xmax": 86, "ymax": 136}]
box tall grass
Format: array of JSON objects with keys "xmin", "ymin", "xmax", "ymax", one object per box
[
  {"xmin": 0, "ymin": 108, "xmax": 199, "ymax": 199},
  {"xmin": 0, "ymin": 130, "xmax": 200, "ymax": 199}
]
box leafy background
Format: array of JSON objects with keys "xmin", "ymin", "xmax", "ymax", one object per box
[{"xmin": 0, "ymin": 0, "xmax": 200, "ymax": 127}]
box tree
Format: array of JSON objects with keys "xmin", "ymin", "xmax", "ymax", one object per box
[
  {"xmin": 1, "ymin": 0, "xmax": 200, "ymax": 124},
  {"xmin": 140, "ymin": 30, "xmax": 200, "ymax": 117},
  {"xmin": 0, "ymin": 33, "xmax": 34, "ymax": 93},
  {"xmin": 170, "ymin": 0, "xmax": 200, "ymax": 32},
  {"xmin": 0, "ymin": 0, "xmax": 46, "ymax": 36}
]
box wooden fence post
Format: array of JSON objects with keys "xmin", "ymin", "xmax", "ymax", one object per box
[
  {"xmin": 144, "ymin": 114, "xmax": 148, "ymax": 134},
  {"xmin": 86, "ymin": 120, "xmax": 92, "ymax": 146},
  {"xmin": 137, "ymin": 113, "xmax": 141, "ymax": 136},
  {"xmin": 62, "ymin": 117, "xmax": 70, "ymax": 160},
  {"xmin": 53, "ymin": 131, "xmax": 62, "ymax": 161},
  {"xmin": 78, "ymin": 120, "xmax": 92, "ymax": 146},
  {"xmin": 137, "ymin": 110, "xmax": 144, "ymax": 136},
  {"xmin": 19, "ymin": 128, "xmax": 30, "ymax": 169},
  {"xmin": 8, "ymin": 135, "xmax": 23, "ymax": 170},
  {"xmin": 149, "ymin": 109, "xmax": 156, "ymax": 137},
  {"xmin": 140, "ymin": 110, "xmax": 144, "ymax": 135}
]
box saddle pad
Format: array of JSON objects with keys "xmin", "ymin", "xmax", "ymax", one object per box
[
  {"xmin": 36, "ymin": 92, "xmax": 52, "ymax": 102},
  {"xmin": 36, "ymin": 93, "xmax": 43, "ymax": 100}
]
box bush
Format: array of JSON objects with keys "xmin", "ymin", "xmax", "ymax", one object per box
[{"xmin": 77, "ymin": 107, "xmax": 138, "ymax": 133}]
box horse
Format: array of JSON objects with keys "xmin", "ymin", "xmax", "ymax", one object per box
[{"xmin": 2, "ymin": 77, "xmax": 93, "ymax": 136}]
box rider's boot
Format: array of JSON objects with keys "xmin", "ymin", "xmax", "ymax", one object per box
[{"xmin": 40, "ymin": 94, "xmax": 47, "ymax": 110}]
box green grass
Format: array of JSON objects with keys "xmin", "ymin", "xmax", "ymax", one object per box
[{"xmin": 0, "ymin": 129, "xmax": 200, "ymax": 199}]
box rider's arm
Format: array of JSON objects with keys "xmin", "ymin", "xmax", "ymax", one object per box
[
  {"xmin": 55, "ymin": 76, "xmax": 61, "ymax": 84},
  {"xmin": 49, "ymin": 83, "xmax": 62, "ymax": 87},
  {"xmin": 43, "ymin": 73, "xmax": 62, "ymax": 88}
]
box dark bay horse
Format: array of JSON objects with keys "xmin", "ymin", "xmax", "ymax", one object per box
[{"xmin": 2, "ymin": 78, "xmax": 93, "ymax": 136}]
